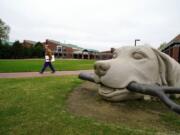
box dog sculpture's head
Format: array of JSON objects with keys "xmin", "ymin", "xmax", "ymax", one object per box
[{"xmin": 94, "ymin": 46, "xmax": 180, "ymax": 101}]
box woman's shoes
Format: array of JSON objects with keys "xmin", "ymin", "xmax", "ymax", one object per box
[{"xmin": 51, "ymin": 71, "xmax": 56, "ymax": 74}]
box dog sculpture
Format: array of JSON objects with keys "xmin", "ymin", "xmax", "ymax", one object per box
[
  {"xmin": 94, "ymin": 46, "xmax": 180, "ymax": 101},
  {"xmin": 79, "ymin": 46, "xmax": 180, "ymax": 114}
]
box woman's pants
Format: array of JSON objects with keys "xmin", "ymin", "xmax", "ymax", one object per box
[{"xmin": 40, "ymin": 62, "xmax": 55, "ymax": 73}]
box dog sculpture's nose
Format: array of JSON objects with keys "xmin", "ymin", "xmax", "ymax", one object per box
[{"xmin": 94, "ymin": 62, "xmax": 110, "ymax": 77}]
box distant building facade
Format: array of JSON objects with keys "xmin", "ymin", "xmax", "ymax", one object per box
[
  {"xmin": 73, "ymin": 49, "xmax": 99, "ymax": 59},
  {"xmin": 161, "ymin": 34, "xmax": 180, "ymax": 62},
  {"xmin": 45, "ymin": 39, "xmax": 84, "ymax": 58},
  {"xmin": 44, "ymin": 39, "xmax": 111, "ymax": 60},
  {"xmin": 99, "ymin": 48, "xmax": 114, "ymax": 60},
  {"xmin": 1, "ymin": 37, "xmax": 114, "ymax": 60},
  {"xmin": 13, "ymin": 38, "xmax": 114, "ymax": 60}
]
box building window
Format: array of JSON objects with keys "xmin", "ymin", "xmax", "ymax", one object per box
[
  {"xmin": 58, "ymin": 48, "xmax": 61, "ymax": 52},
  {"xmin": 57, "ymin": 46, "xmax": 62, "ymax": 52}
]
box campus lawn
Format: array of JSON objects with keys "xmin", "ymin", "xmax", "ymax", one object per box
[
  {"xmin": 0, "ymin": 76, "xmax": 180, "ymax": 135},
  {"xmin": 0, "ymin": 59, "xmax": 95, "ymax": 72}
]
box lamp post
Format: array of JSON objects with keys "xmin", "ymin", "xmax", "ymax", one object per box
[{"xmin": 135, "ymin": 39, "xmax": 140, "ymax": 46}]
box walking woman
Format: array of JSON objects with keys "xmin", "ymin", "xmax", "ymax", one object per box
[{"xmin": 40, "ymin": 44, "xmax": 56, "ymax": 74}]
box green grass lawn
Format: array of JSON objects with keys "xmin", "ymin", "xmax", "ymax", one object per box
[
  {"xmin": 0, "ymin": 59, "xmax": 95, "ymax": 72},
  {"xmin": 0, "ymin": 76, "xmax": 180, "ymax": 135}
]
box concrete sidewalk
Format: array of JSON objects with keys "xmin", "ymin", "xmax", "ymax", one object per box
[{"xmin": 0, "ymin": 70, "xmax": 93, "ymax": 78}]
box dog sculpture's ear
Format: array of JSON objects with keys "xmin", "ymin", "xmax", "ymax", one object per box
[{"xmin": 152, "ymin": 48, "xmax": 180, "ymax": 86}]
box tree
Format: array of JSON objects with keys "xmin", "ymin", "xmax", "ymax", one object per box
[
  {"xmin": 12, "ymin": 40, "xmax": 23, "ymax": 58},
  {"xmin": 158, "ymin": 42, "xmax": 167, "ymax": 50},
  {"xmin": 32, "ymin": 42, "xmax": 44, "ymax": 58},
  {"xmin": 0, "ymin": 39, "xmax": 12, "ymax": 58},
  {"xmin": 0, "ymin": 18, "xmax": 10, "ymax": 40}
]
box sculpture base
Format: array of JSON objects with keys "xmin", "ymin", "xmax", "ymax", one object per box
[{"xmin": 66, "ymin": 82, "xmax": 180, "ymax": 131}]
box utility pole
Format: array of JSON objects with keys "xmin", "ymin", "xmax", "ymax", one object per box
[{"xmin": 135, "ymin": 39, "xmax": 140, "ymax": 46}]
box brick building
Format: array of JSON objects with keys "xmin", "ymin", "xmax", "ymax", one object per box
[
  {"xmin": 43, "ymin": 39, "xmax": 114, "ymax": 60},
  {"xmin": 99, "ymin": 48, "xmax": 115, "ymax": 60},
  {"xmin": 161, "ymin": 34, "xmax": 180, "ymax": 62},
  {"xmin": 44, "ymin": 39, "xmax": 78, "ymax": 58}
]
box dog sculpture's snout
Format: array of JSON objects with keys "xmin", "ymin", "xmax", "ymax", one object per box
[{"xmin": 94, "ymin": 62, "xmax": 110, "ymax": 77}]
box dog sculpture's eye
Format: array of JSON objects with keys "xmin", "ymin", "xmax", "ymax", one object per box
[{"xmin": 132, "ymin": 52, "xmax": 146, "ymax": 60}]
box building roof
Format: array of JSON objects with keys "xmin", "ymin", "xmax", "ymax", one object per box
[
  {"xmin": 46, "ymin": 39, "xmax": 100, "ymax": 52},
  {"xmin": 24, "ymin": 40, "xmax": 37, "ymax": 45},
  {"xmin": 62, "ymin": 43, "xmax": 83, "ymax": 50},
  {"xmin": 73, "ymin": 49, "xmax": 99, "ymax": 54},
  {"xmin": 83, "ymin": 49, "xmax": 99, "ymax": 52},
  {"xmin": 167, "ymin": 34, "xmax": 180, "ymax": 45},
  {"xmin": 46, "ymin": 39, "xmax": 83, "ymax": 50},
  {"xmin": 46, "ymin": 39, "xmax": 60, "ymax": 45},
  {"xmin": 161, "ymin": 34, "xmax": 180, "ymax": 51}
]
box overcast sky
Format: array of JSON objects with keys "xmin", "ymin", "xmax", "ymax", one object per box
[{"xmin": 1, "ymin": 0, "xmax": 180, "ymax": 51}]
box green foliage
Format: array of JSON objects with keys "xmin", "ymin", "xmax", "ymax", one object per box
[
  {"xmin": 11, "ymin": 40, "xmax": 23, "ymax": 59},
  {"xmin": 158, "ymin": 42, "xmax": 167, "ymax": 50},
  {"xmin": 0, "ymin": 18, "xmax": 10, "ymax": 40},
  {"xmin": 0, "ymin": 59, "xmax": 95, "ymax": 72},
  {"xmin": 160, "ymin": 106, "xmax": 180, "ymax": 130},
  {"xmin": 0, "ymin": 40, "xmax": 44, "ymax": 59},
  {"xmin": 0, "ymin": 40, "xmax": 12, "ymax": 58},
  {"xmin": 0, "ymin": 77, "xmax": 179, "ymax": 134},
  {"xmin": 0, "ymin": 77, "xmax": 155, "ymax": 135},
  {"xmin": 32, "ymin": 42, "xmax": 44, "ymax": 58}
]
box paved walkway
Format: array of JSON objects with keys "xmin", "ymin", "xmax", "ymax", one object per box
[{"xmin": 0, "ymin": 70, "xmax": 93, "ymax": 78}]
